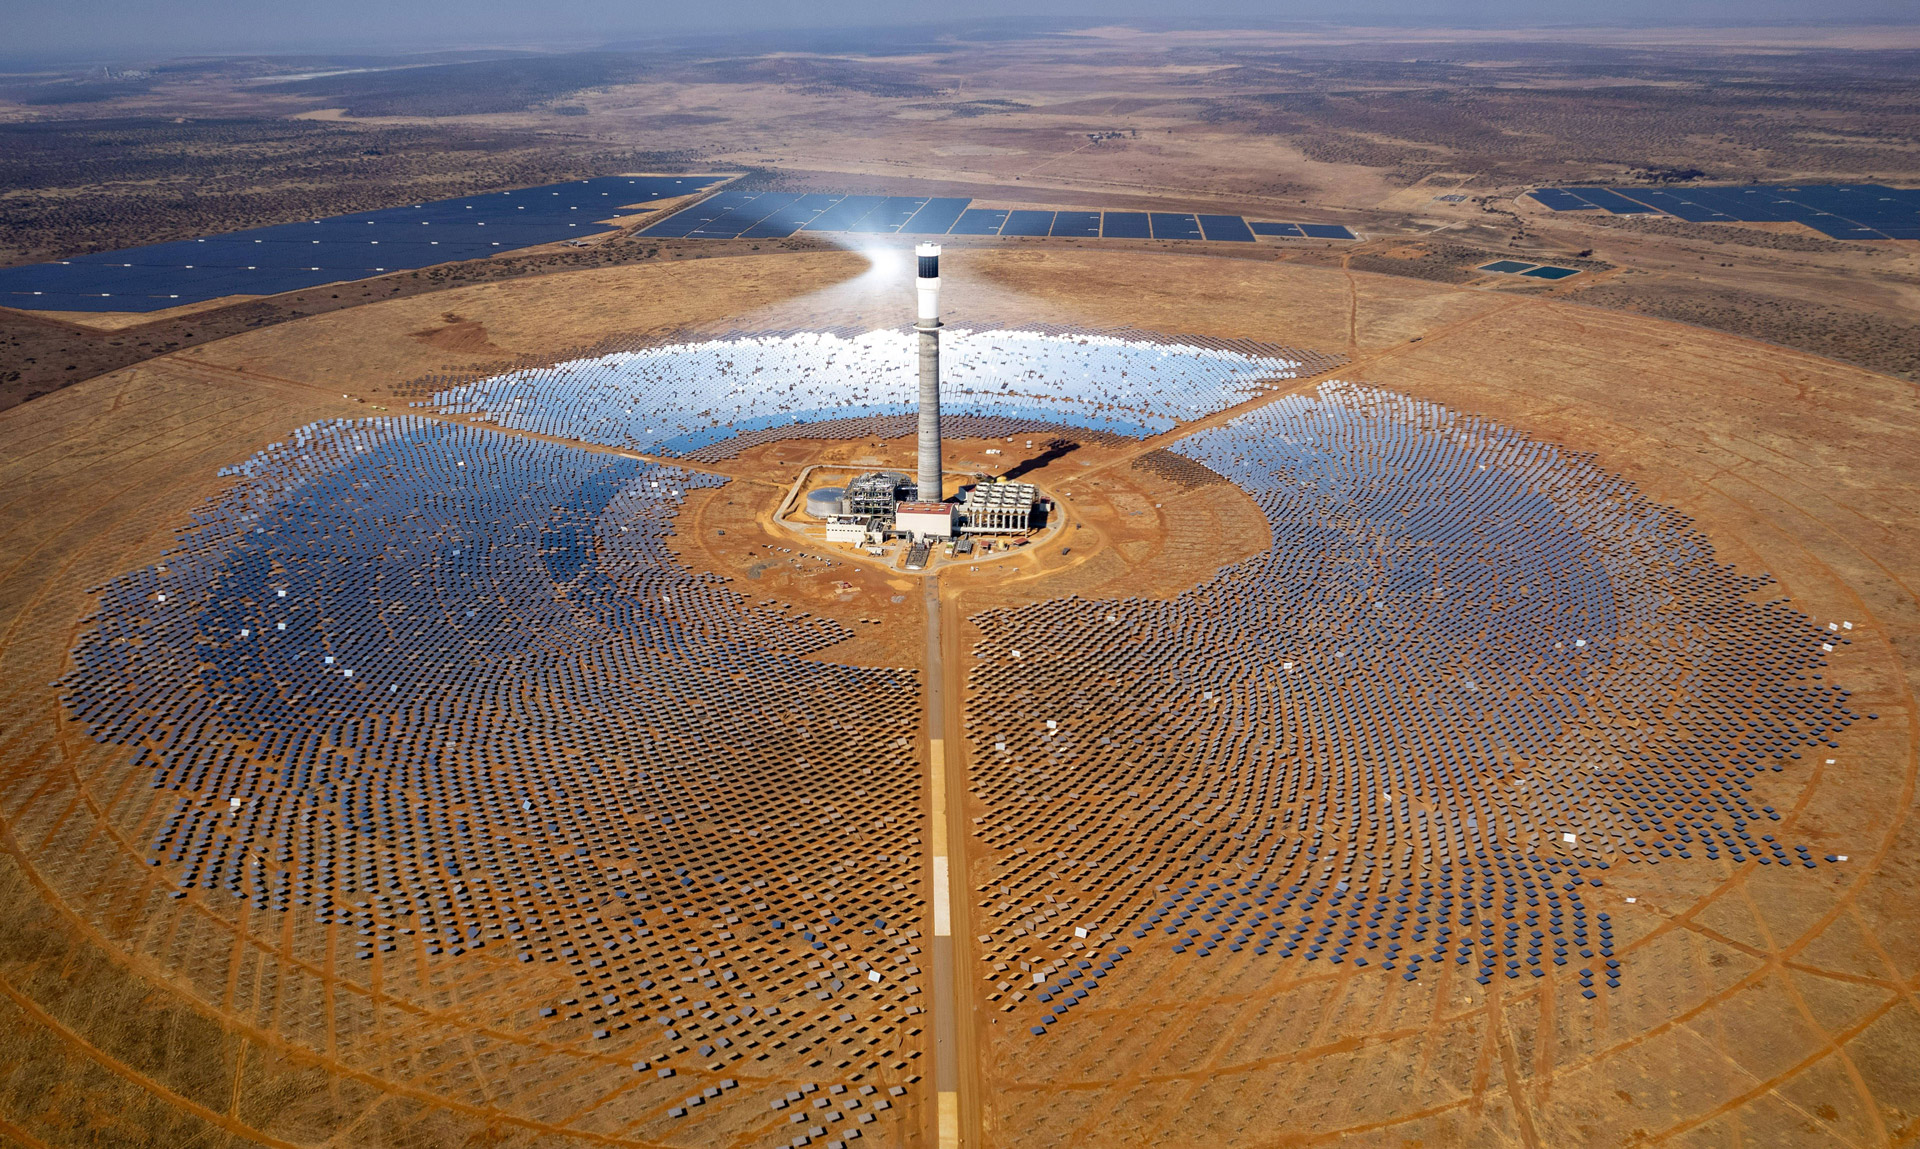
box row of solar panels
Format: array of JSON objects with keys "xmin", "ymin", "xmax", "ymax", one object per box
[
  {"xmin": 640, "ymin": 190, "xmax": 1357, "ymax": 242},
  {"xmin": 0, "ymin": 174, "xmax": 728, "ymax": 313},
  {"xmin": 1529, "ymin": 184, "xmax": 1920, "ymax": 241}
]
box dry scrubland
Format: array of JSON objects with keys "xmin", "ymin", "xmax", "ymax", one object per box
[{"xmin": 0, "ymin": 247, "xmax": 1915, "ymax": 1146}]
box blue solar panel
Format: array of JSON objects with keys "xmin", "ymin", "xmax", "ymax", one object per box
[
  {"xmin": 1563, "ymin": 188, "xmax": 1659, "ymax": 215},
  {"xmin": 1149, "ymin": 213, "xmax": 1203, "ymax": 240},
  {"xmin": 901, "ymin": 198, "xmax": 971, "ymax": 235},
  {"xmin": 1197, "ymin": 215, "xmax": 1256, "ymax": 242},
  {"xmin": 1050, "ymin": 211, "xmax": 1102, "ymax": 238},
  {"xmin": 1628, "ymin": 190, "xmax": 1735, "ymax": 222},
  {"xmin": 739, "ymin": 193, "xmax": 843, "ymax": 239},
  {"xmin": 851, "ymin": 197, "xmax": 928, "ymax": 234},
  {"xmin": 1102, "ymin": 212, "xmax": 1150, "ymax": 239},
  {"xmin": 950, "ymin": 209, "xmax": 1010, "ymax": 236},
  {"xmin": 1299, "ymin": 224, "xmax": 1357, "ymax": 240},
  {"xmin": 690, "ymin": 192, "xmax": 797, "ymax": 238},
  {"xmin": 1000, "ymin": 210, "xmax": 1056, "ymax": 237},
  {"xmin": 640, "ymin": 184, "xmax": 757, "ymax": 237},
  {"xmin": 1529, "ymin": 189, "xmax": 1599, "ymax": 211},
  {"xmin": 1688, "ymin": 187, "xmax": 1797, "ymax": 222},
  {"xmin": 1248, "ymin": 222, "xmax": 1304, "ymax": 238},
  {"xmin": 0, "ymin": 174, "xmax": 730, "ymax": 311},
  {"xmin": 801, "ymin": 195, "xmax": 889, "ymax": 232}
]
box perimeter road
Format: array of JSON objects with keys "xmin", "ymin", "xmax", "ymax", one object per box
[{"xmin": 925, "ymin": 575, "xmax": 962, "ymax": 1148}]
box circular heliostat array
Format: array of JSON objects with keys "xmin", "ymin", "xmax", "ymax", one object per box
[{"xmin": 56, "ymin": 331, "xmax": 1864, "ymax": 1147}]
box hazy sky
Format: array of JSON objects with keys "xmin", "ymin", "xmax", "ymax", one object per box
[{"xmin": 9, "ymin": 0, "xmax": 1919, "ymax": 60}]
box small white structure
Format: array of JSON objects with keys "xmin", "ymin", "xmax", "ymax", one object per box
[
  {"xmin": 825, "ymin": 515, "xmax": 870, "ymax": 544},
  {"xmin": 895, "ymin": 501, "xmax": 955, "ymax": 539}
]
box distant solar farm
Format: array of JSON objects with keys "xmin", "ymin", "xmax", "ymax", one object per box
[
  {"xmin": 1529, "ymin": 183, "xmax": 1920, "ymax": 240},
  {"xmin": 0, "ymin": 175, "xmax": 727, "ymax": 313},
  {"xmin": 639, "ymin": 187, "xmax": 1356, "ymax": 245},
  {"xmin": 0, "ymin": 178, "xmax": 1357, "ymax": 314}
]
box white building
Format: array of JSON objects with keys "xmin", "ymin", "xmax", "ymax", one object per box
[
  {"xmin": 824, "ymin": 515, "xmax": 872, "ymax": 544},
  {"xmin": 962, "ymin": 481, "xmax": 1038, "ymax": 534},
  {"xmin": 894, "ymin": 501, "xmax": 955, "ymax": 539}
]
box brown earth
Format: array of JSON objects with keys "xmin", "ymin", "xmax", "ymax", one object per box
[{"xmin": 0, "ymin": 245, "xmax": 1915, "ymax": 1147}]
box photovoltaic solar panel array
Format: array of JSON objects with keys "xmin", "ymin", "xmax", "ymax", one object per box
[
  {"xmin": 0, "ymin": 177, "xmax": 1362, "ymax": 314},
  {"xmin": 0, "ymin": 175, "xmax": 727, "ymax": 313},
  {"xmin": 1528, "ymin": 184, "xmax": 1920, "ymax": 240},
  {"xmin": 639, "ymin": 189, "xmax": 1358, "ymax": 243},
  {"xmin": 639, "ymin": 189, "xmax": 976, "ymax": 239},
  {"xmin": 1249, "ymin": 222, "xmax": 1360, "ymax": 240}
]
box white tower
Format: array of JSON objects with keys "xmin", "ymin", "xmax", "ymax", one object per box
[{"xmin": 915, "ymin": 243, "xmax": 942, "ymax": 503}]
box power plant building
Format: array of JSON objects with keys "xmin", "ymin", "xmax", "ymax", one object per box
[
  {"xmin": 847, "ymin": 471, "xmax": 913, "ymax": 517},
  {"xmin": 895, "ymin": 501, "xmax": 956, "ymax": 539},
  {"xmin": 962, "ymin": 481, "xmax": 1038, "ymax": 533}
]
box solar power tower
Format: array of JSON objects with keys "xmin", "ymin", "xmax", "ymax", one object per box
[{"xmin": 915, "ymin": 242, "xmax": 944, "ymax": 502}]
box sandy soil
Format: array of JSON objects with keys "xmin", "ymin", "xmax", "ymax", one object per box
[{"xmin": 0, "ymin": 246, "xmax": 1914, "ymax": 1147}]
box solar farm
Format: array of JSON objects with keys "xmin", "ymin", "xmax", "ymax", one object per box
[
  {"xmin": 0, "ymin": 175, "xmax": 726, "ymax": 313},
  {"xmin": 0, "ymin": 179, "xmax": 1357, "ymax": 316},
  {"xmin": 0, "ymin": 233, "xmax": 1913, "ymax": 1149},
  {"xmin": 1527, "ymin": 183, "xmax": 1920, "ymax": 240},
  {"xmin": 638, "ymin": 188, "xmax": 1354, "ymax": 244}
]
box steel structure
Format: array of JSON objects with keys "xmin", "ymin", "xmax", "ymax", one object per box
[{"xmin": 961, "ymin": 481, "xmax": 1037, "ymax": 534}]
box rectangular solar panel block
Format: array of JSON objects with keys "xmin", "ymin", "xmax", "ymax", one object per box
[
  {"xmin": 901, "ymin": 197, "xmax": 971, "ymax": 235},
  {"xmin": 639, "ymin": 191, "xmax": 751, "ymax": 236},
  {"xmin": 1248, "ymin": 222, "xmax": 1304, "ymax": 237},
  {"xmin": 1692, "ymin": 187, "xmax": 1797, "ymax": 222},
  {"xmin": 1049, "ymin": 211, "xmax": 1102, "ymax": 237},
  {"xmin": 1621, "ymin": 190, "xmax": 1730, "ymax": 222},
  {"xmin": 1528, "ymin": 189, "xmax": 1599, "ymax": 211},
  {"xmin": 1197, "ymin": 215, "xmax": 1257, "ymax": 242},
  {"xmin": 1102, "ymin": 212, "xmax": 1151, "ymax": 238},
  {"xmin": 1299, "ymin": 224, "xmax": 1357, "ymax": 240},
  {"xmin": 1000, "ymin": 210, "xmax": 1056, "ymax": 237},
  {"xmin": 1149, "ymin": 213, "xmax": 1203, "ymax": 240},
  {"xmin": 738, "ymin": 193, "xmax": 843, "ymax": 239},
  {"xmin": 802, "ymin": 195, "xmax": 889, "ymax": 232},
  {"xmin": 950, "ymin": 209, "xmax": 1010, "ymax": 236},
  {"xmin": 1805, "ymin": 219, "xmax": 1891, "ymax": 240},
  {"xmin": 855, "ymin": 197, "xmax": 930, "ymax": 233},
  {"xmin": 1566, "ymin": 188, "xmax": 1660, "ymax": 215},
  {"xmin": 695, "ymin": 191, "xmax": 801, "ymax": 238}
]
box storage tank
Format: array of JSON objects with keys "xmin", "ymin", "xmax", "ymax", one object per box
[{"xmin": 805, "ymin": 487, "xmax": 848, "ymax": 517}]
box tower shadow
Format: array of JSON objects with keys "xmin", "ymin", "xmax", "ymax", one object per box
[{"xmin": 1000, "ymin": 438, "xmax": 1080, "ymax": 481}]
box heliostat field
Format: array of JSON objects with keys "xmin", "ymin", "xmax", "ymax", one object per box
[{"xmin": 41, "ymin": 318, "xmax": 1877, "ymax": 1147}]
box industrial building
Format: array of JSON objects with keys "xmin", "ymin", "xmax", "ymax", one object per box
[
  {"xmin": 895, "ymin": 501, "xmax": 956, "ymax": 539},
  {"xmin": 848, "ymin": 471, "xmax": 914, "ymax": 517},
  {"xmin": 962, "ymin": 481, "xmax": 1039, "ymax": 534}
]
